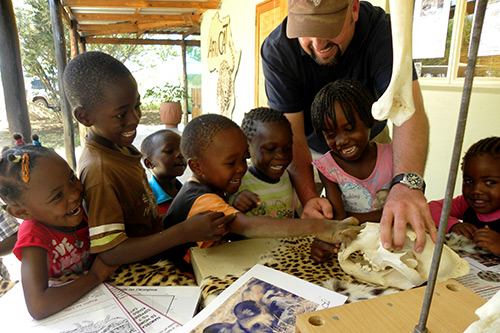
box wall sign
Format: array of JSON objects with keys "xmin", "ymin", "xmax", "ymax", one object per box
[{"xmin": 207, "ymin": 12, "xmax": 241, "ymax": 118}]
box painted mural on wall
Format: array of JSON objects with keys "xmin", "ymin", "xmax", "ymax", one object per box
[{"xmin": 207, "ymin": 12, "xmax": 241, "ymax": 118}]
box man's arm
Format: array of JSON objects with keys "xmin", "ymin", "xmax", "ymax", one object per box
[
  {"xmin": 284, "ymin": 112, "xmax": 333, "ymax": 219},
  {"xmin": 379, "ymin": 80, "xmax": 437, "ymax": 252}
]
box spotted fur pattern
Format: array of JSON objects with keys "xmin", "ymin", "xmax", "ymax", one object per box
[
  {"xmin": 199, "ymin": 234, "xmax": 490, "ymax": 305},
  {"xmin": 0, "ymin": 279, "xmax": 18, "ymax": 297}
]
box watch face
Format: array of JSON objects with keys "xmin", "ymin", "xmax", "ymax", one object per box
[{"xmin": 405, "ymin": 173, "xmax": 422, "ymax": 188}]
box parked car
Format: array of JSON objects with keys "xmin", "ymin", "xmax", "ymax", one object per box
[{"xmin": 27, "ymin": 78, "xmax": 60, "ymax": 111}]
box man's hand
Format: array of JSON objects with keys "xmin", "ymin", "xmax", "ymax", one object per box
[
  {"xmin": 380, "ymin": 186, "xmax": 437, "ymax": 252},
  {"xmin": 233, "ymin": 190, "xmax": 260, "ymax": 213},
  {"xmin": 302, "ymin": 197, "xmax": 333, "ymax": 219}
]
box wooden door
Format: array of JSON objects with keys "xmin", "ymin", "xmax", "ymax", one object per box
[{"xmin": 255, "ymin": 0, "xmax": 287, "ymax": 107}]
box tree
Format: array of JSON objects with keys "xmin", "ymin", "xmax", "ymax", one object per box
[{"xmin": 14, "ymin": 0, "xmax": 148, "ymax": 102}]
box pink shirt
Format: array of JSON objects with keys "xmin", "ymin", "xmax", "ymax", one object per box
[
  {"xmin": 429, "ymin": 195, "xmax": 500, "ymax": 232},
  {"xmin": 312, "ymin": 143, "xmax": 393, "ymax": 213}
]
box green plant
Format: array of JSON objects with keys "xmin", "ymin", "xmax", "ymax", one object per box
[{"xmin": 143, "ymin": 82, "xmax": 188, "ymax": 103}]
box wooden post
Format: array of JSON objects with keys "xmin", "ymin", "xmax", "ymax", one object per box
[
  {"xmin": 48, "ymin": 0, "xmax": 76, "ymax": 170},
  {"xmin": 78, "ymin": 36, "xmax": 86, "ymax": 54},
  {"xmin": 0, "ymin": 0, "xmax": 32, "ymax": 144},
  {"xmin": 68, "ymin": 20, "xmax": 79, "ymax": 59},
  {"xmin": 181, "ymin": 40, "xmax": 188, "ymax": 125}
]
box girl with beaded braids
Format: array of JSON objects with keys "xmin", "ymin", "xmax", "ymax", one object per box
[
  {"xmin": 429, "ymin": 137, "xmax": 500, "ymax": 254},
  {"xmin": 310, "ymin": 79, "xmax": 394, "ymax": 262},
  {"xmin": 0, "ymin": 145, "xmax": 116, "ymax": 319}
]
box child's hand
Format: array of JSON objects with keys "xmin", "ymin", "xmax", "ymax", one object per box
[
  {"xmin": 473, "ymin": 227, "xmax": 500, "ymax": 255},
  {"xmin": 317, "ymin": 216, "xmax": 362, "ymax": 244},
  {"xmin": 310, "ymin": 237, "xmax": 339, "ymax": 263},
  {"xmin": 89, "ymin": 255, "xmax": 118, "ymax": 282},
  {"xmin": 233, "ymin": 190, "xmax": 260, "ymax": 213},
  {"xmin": 184, "ymin": 211, "xmax": 235, "ymax": 242},
  {"xmin": 450, "ymin": 223, "xmax": 478, "ymax": 240}
]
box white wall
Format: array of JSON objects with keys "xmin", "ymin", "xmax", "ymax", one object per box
[
  {"xmin": 200, "ymin": 0, "xmax": 500, "ymax": 202},
  {"xmin": 421, "ymin": 83, "xmax": 500, "ymax": 200}
]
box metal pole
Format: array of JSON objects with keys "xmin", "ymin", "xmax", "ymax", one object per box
[{"xmin": 414, "ymin": 0, "xmax": 489, "ymax": 332}]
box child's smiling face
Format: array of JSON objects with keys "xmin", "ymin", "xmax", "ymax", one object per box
[
  {"xmin": 249, "ymin": 121, "xmax": 293, "ymax": 181},
  {"xmin": 12, "ymin": 153, "xmax": 84, "ymax": 229},
  {"xmin": 323, "ymin": 101, "xmax": 371, "ymax": 162},
  {"xmin": 462, "ymin": 154, "xmax": 500, "ymax": 215},
  {"xmin": 196, "ymin": 127, "xmax": 249, "ymax": 194},
  {"xmin": 88, "ymin": 75, "xmax": 141, "ymax": 148}
]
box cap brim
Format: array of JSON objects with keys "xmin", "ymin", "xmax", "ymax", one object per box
[{"xmin": 286, "ymin": 7, "xmax": 348, "ymax": 39}]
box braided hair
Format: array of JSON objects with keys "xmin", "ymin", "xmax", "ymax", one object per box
[
  {"xmin": 181, "ymin": 114, "xmax": 240, "ymax": 160},
  {"xmin": 0, "ymin": 145, "xmax": 56, "ymax": 204},
  {"xmin": 311, "ymin": 78, "xmax": 375, "ymax": 139},
  {"xmin": 462, "ymin": 136, "xmax": 500, "ymax": 170},
  {"xmin": 63, "ymin": 51, "xmax": 132, "ymax": 111},
  {"xmin": 241, "ymin": 107, "xmax": 292, "ymax": 142}
]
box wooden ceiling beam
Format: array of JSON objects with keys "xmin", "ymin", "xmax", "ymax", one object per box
[
  {"xmin": 86, "ymin": 37, "xmax": 200, "ymax": 46},
  {"xmin": 62, "ymin": 0, "xmax": 220, "ymax": 10},
  {"xmin": 71, "ymin": 13, "xmax": 201, "ymax": 22}
]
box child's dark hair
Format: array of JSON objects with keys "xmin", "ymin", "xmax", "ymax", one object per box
[
  {"xmin": 0, "ymin": 145, "xmax": 56, "ymax": 204},
  {"xmin": 32, "ymin": 134, "xmax": 39, "ymax": 141},
  {"xmin": 462, "ymin": 136, "xmax": 500, "ymax": 169},
  {"xmin": 13, "ymin": 133, "xmax": 23, "ymax": 141},
  {"xmin": 63, "ymin": 51, "xmax": 132, "ymax": 111},
  {"xmin": 140, "ymin": 129, "xmax": 178, "ymax": 158},
  {"xmin": 241, "ymin": 107, "xmax": 292, "ymax": 142},
  {"xmin": 181, "ymin": 114, "xmax": 240, "ymax": 160},
  {"xmin": 311, "ymin": 78, "xmax": 375, "ymax": 139}
]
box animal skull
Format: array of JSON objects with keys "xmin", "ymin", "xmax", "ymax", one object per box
[
  {"xmin": 338, "ymin": 223, "xmax": 469, "ymax": 289},
  {"xmin": 371, "ymin": 0, "xmax": 415, "ymax": 126}
]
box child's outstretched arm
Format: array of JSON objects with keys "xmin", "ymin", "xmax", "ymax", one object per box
[
  {"xmin": 232, "ymin": 190, "xmax": 260, "ymax": 213},
  {"xmin": 98, "ymin": 211, "xmax": 234, "ymax": 266},
  {"xmin": 229, "ymin": 213, "xmax": 361, "ymax": 244},
  {"xmin": 20, "ymin": 247, "xmax": 116, "ymax": 320}
]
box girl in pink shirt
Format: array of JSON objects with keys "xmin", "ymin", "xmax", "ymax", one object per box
[
  {"xmin": 310, "ymin": 79, "xmax": 393, "ymax": 262},
  {"xmin": 429, "ymin": 137, "xmax": 500, "ymax": 255}
]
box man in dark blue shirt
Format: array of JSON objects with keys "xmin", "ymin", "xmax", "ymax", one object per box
[{"xmin": 261, "ymin": 0, "xmax": 436, "ymax": 254}]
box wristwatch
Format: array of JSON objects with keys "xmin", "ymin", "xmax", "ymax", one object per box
[{"xmin": 390, "ymin": 172, "xmax": 426, "ymax": 192}]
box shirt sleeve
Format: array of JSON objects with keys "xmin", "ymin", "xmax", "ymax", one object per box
[
  {"xmin": 187, "ymin": 193, "xmax": 240, "ymax": 248},
  {"xmin": 85, "ymin": 183, "xmax": 128, "ymax": 254},
  {"xmin": 428, "ymin": 195, "xmax": 469, "ymax": 232},
  {"xmin": 0, "ymin": 211, "xmax": 19, "ymax": 241}
]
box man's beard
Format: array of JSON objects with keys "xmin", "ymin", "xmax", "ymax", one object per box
[{"xmin": 310, "ymin": 43, "xmax": 342, "ymax": 67}]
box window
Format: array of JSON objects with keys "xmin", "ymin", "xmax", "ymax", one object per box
[{"xmin": 412, "ymin": 0, "xmax": 500, "ymax": 83}]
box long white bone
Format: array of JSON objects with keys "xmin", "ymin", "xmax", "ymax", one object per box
[{"xmin": 371, "ymin": 0, "xmax": 415, "ymax": 126}]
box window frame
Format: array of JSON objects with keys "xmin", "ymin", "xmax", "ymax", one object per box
[{"xmin": 416, "ymin": 0, "xmax": 500, "ymax": 89}]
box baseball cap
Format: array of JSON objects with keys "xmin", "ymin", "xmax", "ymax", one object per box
[{"xmin": 287, "ymin": 0, "xmax": 349, "ymax": 39}]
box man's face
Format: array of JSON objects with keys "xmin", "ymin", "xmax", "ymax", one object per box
[{"xmin": 298, "ymin": 4, "xmax": 358, "ymax": 66}]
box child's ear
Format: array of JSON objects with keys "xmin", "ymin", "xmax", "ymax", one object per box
[
  {"xmin": 143, "ymin": 157, "xmax": 154, "ymax": 169},
  {"xmin": 73, "ymin": 106, "xmax": 93, "ymax": 127},
  {"xmin": 188, "ymin": 158, "xmax": 202, "ymax": 176},
  {"xmin": 6, "ymin": 204, "xmax": 32, "ymax": 220}
]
